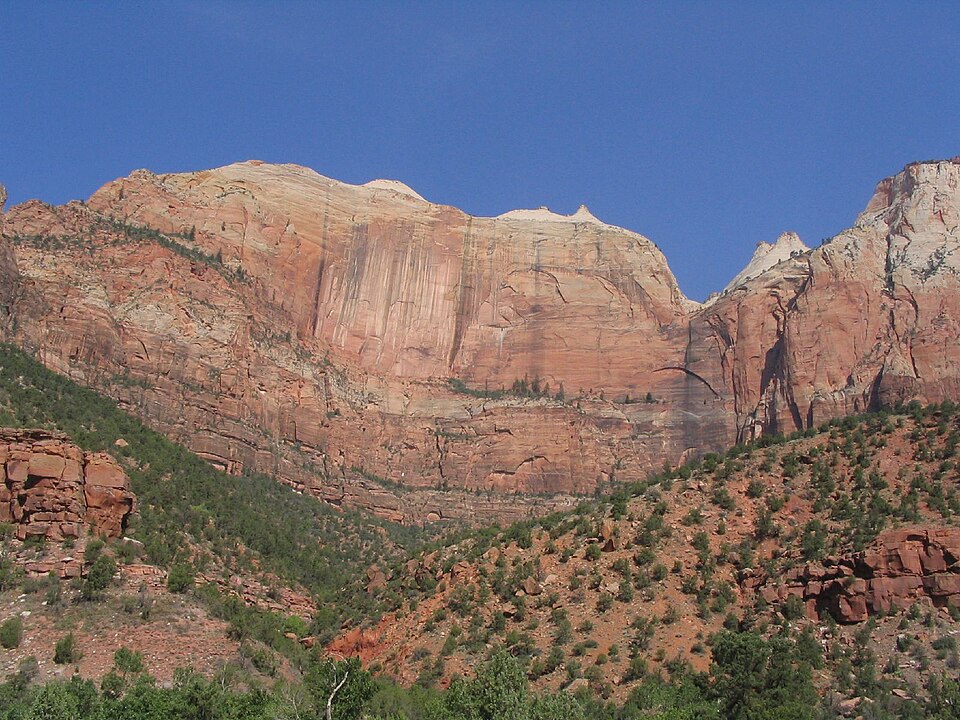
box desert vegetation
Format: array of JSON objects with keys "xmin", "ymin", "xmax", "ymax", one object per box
[{"xmin": 2, "ymin": 342, "xmax": 960, "ymax": 717}]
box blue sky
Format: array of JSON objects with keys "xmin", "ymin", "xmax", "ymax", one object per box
[{"xmin": 2, "ymin": 2, "xmax": 959, "ymax": 300}]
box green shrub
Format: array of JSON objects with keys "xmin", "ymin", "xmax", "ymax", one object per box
[
  {"xmin": 85, "ymin": 539, "xmax": 105, "ymax": 564},
  {"xmin": 747, "ymin": 479, "xmax": 765, "ymax": 498},
  {"xmin": 81, "ymin": 554, "xmax": 117, "ymax": 600},
  {"xmin": 54, "ymin": 633, "xmax": 80, "ymax": 664},
  {"xmin": 0, "ymin": 555, "xmax": 19, "ymax": 591},
  {"xmin": 101, "ymin": 670, "xmax": 125, "ymax": 699},
  {"xmin": 782, "ymin": 594, "xmax": 805, "ymax": 621},
  {"xmin": 240, "ymin": 641, "xmax": 279, "ymax": 676},
  {"xmin": 0, "ymin": 616, "xmax": 23, "ymax": 649},
  {"xmin": 167, "ymin": 562, "xmax": 195, "ymax": 593},
  {"xmin": 114, "ymin": 646, "xmax": 144, "ymax": 674}
]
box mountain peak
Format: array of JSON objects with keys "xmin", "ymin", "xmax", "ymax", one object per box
[
  {"xmin": 362, "ymin": 178, "xmax": 427, "ymax": 202},
  {"xmin": 719, "ymin": 231, "xmax": 810, "ymax": 295},
  {"xmin": 495, "ymin": 203, "xmax": 604, "ymax": 226}
]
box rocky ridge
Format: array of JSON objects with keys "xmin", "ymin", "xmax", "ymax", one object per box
[{"xmin": 718, "ymin": 231, "xmax": 810, "ymax": 296}]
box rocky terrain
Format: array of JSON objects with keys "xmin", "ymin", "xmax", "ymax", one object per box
[
  {"xmin": 352, "ymin": 406, "xmax": 960, "ymax": 702},
  {"xmin": 1, "ymin": 157, "xmax": 958, "ymax": 523},
  {"xmin": 0, "ymin": 287, "xmax": 958, "ymax": 715},
  {"xmin": 762, "ymin": 527, "xmax": 960, "ymax": 623}
]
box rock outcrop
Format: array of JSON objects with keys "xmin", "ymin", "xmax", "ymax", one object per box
[
  {"xmin": 327, "ymin": 627, "xmax": 384, "ymax": 663},
  {"xmin": 2, "ymin": 158, "xmax": 960, "ymax": 521},
  {"xmin": 760, "ymin": 528, "xmax": 960, "ymax": 623},
  {"xmin": 0, "ymin": 429, "xmax": 135, "ymax": 540}
]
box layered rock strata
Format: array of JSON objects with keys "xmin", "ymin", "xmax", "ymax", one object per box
[
  {"xmin": 0, "ymin": 428, "xmax": 136, "ymax": 540},
  {"xmin": 1, "ymin": 158, "xmax": 959, "ymax": 521}
]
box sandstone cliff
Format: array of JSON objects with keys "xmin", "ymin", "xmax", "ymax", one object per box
[
  {"xmin": 0, "ymin": 164, "xmax": 704, "ymax": 521},
  {"xmin": 1, "ymin": 158, "xmax": 959, "ymax": 521},
  {"xmin": 688, "ymin": 158, "xmax": 960, "ymax": 442}
]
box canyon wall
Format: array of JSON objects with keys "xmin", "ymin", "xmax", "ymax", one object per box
[
  {"xmin": 696, "ymin": 159, "xmax": 960, "ymax": 440},
  {"xmin": 1, "ymin": 158, "xmax": 958, "ymax": 522}
]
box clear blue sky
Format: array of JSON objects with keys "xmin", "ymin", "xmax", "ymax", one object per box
[{"xmin": 2, "ymin": 2, "xmax": 959, "ymax": 300}]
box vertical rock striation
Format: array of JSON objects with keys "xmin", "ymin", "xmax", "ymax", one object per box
[{"xmin": 1, "ymin": 158, "xmax": 959, "ymax": 521}]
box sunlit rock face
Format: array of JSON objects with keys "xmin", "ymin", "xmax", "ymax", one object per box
[
  {"xmin": 0, "ymin": 428, "xmax": 135, "ymax": 541},
  {"xmin": 753, "ymin": 158, "xmax": 960, "ymax": 434},
  {"xmin": 2, "ymin": 157, "xmax": 959, "ymax": 522}
]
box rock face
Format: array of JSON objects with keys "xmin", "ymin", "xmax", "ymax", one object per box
[
  {"xmin": 327, "ymin": 627, "xmax": 384, "ymax": 663},
  {"xmin": 0, "ymin": 429, "xmax": 135, "ymax": 540},
  {"xmin": 763, "ymin": 528, "xmax": 960, "ymax": 623},
  {"xmin": 757, "ymin": 159, "xmax": 960, "ymax": 433},
  {"xmin": 689, "ymin": 157, "xmax": 960, "ymax": 442},
  {"xmin": 0, "ymin": 190, "xmax": 19, "ymax": 325},
  {"xmin": 720, "ymin": 231, "xmax": 810, "ymax": 295},
  {"xmin": 2, "ymin": 158, "xmax": 960, "ymax": 521},
  {"xmin": 0, "ymin": 163, "xmax": 700, "ymax": 522}
]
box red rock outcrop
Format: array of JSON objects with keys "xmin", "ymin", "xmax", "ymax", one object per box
[
  {"xmin": 2, "ymin": 158, "xmax": 960, "ymax": 522},
  {"xmin": 760, "ymin": 528, "xmax": 960, "ymax": 622},
  {"xmin": 0, "ymin": 428, "xmax": 135, "ymax": 540},
  {"xmin": 327, "ymin": 627, "xmax": 384, "ymax": 663}
]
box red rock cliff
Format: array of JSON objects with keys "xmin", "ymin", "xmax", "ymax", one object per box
[{"xmin": 2, "ymin": 158, "xmax": 959, "ymax": 521}]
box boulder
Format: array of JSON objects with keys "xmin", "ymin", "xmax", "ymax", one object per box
[
  {"xmin": 600, "ymin": 518, "xmax": 618, "ymax": 552},
  {"xmin": 522, "ymin": 576, "xmax": 542, "ymax": 596}
]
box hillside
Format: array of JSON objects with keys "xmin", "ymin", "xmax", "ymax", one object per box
[
  {"xmin": 0, "ymin": 342, "xmax": 427, "ymax": 640},
  {"xmin": 354, "ymin": 405, "xmax": 960, "ymax": 711},
  {"xmin": 1, "ymin": 340, "xmax": 960, "ymax": 717},
  {"xmin": 2, "ymin": 158, "xmax": 960, "ymax": 524}
]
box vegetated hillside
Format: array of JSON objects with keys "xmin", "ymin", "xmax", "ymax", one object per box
[
  {"xmin": 356, "ymin": 405, "xmax": 960, "ymax": 710},
  {"xmin": 1, "ymin": 340, "xmax": 960, "ymax": 718},
  {"xmin": 0, "ymin": 342, "xmax": 428, "ymax": 638}
]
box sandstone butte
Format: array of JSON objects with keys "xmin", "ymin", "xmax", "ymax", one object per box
[{"xmin": 0, "ymin": 157, "xmax": 958, "ymax": 524}]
